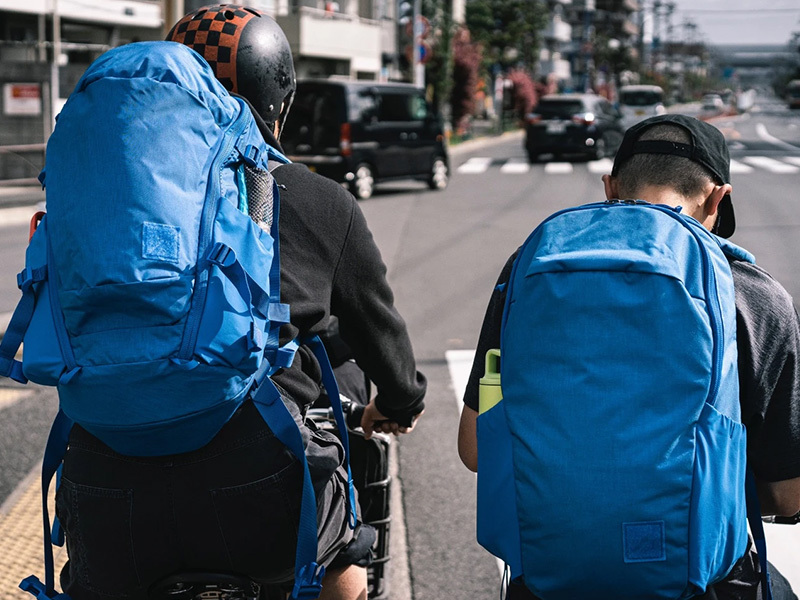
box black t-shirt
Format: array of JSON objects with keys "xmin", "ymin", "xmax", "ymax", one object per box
[{"xmin": 464, "ymin": 252, "xmax": 800, "ymax": 597}]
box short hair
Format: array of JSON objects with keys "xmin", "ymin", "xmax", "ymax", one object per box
[{"xmin": 615, "ymin": 124, "xmax": 718, "ymax": 200}]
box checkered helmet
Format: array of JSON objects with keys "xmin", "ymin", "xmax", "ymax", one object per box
[{"xmin": 167, "ymin": 4, "xmax": 296, "ymax": 132}]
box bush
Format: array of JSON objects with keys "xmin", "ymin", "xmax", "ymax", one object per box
[
  {"xmin": 507, "ymin": 69, "xmax": 537, "ymax": 123},
  {"xmin": 451, "ymin": 27, "xmax": 481, "ymax": 135}
]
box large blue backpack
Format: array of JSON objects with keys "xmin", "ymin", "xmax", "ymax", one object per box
[
  {"xmin": 477, "ymin": 201, "xmax": 772, "ymax": 599},
  {"xmin": 0, "ymin": 42, "xmax": 355, "ymax": 600}
]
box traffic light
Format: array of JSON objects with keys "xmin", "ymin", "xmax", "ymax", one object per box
[{"xmin": 398, "ymin": 0, "xmax": 413, "ymax": 27}]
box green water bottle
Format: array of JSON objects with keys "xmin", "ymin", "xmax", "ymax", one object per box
[{"xmin": 478, "ymin": 349, "xmax": 502, "ymax": 414}]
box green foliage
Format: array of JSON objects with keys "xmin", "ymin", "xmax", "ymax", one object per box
[
  {"xmin": 422, "ymin": 0, "xmax": 455, "ymax": 113},
  {"xmin": 465, "ymin": 0, "xmax": 548, "ymax": 73}
]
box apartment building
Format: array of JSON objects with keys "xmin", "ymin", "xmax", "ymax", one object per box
[{"xmin": 540, "ymin": 0, "xmax": 572, "ymax": 83}]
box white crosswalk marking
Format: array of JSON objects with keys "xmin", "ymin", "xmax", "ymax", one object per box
[
  {"xmin": 457, "ymin": 157, "xmax": 492, "ymax": 174},
  {"xmin": 729, "ymin": 159, "xmax": 754, "ymax": 174},
  {"xmin": 742, "ymin": 156, "xmax": 799, "ymax": 174},
  {"xmin": 544, "ymin": 162, "xmax": 573, "ymax": 174},
  {"xmin": 452, "ymin": 156, "xmax": 800, "ymax": 177},
  {"xmin": 500, "ymin": 160, "xmax": 530, "ymax": 174},
  {"xmin": 587, "ymin": 158, "xmax": 614, "ymax": 174},
  {"xmin": 782, "ymin": 156, "xmax": 800, "ymax": 168}
]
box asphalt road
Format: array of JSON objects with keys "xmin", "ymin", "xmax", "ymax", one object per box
[{"xmin": 1, "ymin": 94, "xmax": 799, "ymax": 597}]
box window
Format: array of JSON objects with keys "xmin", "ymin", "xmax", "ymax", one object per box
[{"xmin": 377, "ymin": 93, "xmax": 427, "ymax": 122}]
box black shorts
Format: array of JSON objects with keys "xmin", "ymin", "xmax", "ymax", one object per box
[{"xmin": 56, "ymin": 398, "xmax": 364, "ymax": 600}]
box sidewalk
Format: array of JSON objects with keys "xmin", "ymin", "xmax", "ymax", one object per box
[
  {"xmin": 0, "ymin": 186, "xmax": 44, "ymax": 210},
  {"xmin": 0, "ymin": 457, "xmax": 68, "ymax": 599}
]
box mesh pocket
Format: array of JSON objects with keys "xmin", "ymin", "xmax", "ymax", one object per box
[{"xmin": 244, "ymin": 164, "xmax": 274, "ymax": 233}]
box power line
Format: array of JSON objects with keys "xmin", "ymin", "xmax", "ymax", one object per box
[{"xmin": 679, "ymin": 8, "xmax": 800, "ymax": 13}]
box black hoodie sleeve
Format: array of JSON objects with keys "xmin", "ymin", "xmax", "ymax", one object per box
[{"xmin": 331, "ymin": 202, "xmax": 426, "ymax": 425}]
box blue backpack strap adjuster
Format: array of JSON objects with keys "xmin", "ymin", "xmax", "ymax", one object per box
[
  {"xmin": 292, "ymin": 562, "xmax": 326, "ymax": 600},
  {"xmin": 19, "ymin": 575, "xmax": 71, "ymax": 600},
  {"xmin": 206, "ymin": 242, "xmax": 236, "ymax": 268}
]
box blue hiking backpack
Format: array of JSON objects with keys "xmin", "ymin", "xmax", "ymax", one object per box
[
  {"xmin": 477, "ymin": 201, "xmax": 772, "ymax": 599},
  {"xmin": 0, "ymin": 42, "xmax": 355, "ymax": 600}
]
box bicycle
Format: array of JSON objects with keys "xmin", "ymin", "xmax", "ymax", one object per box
[{"xmin": 147, "ymin": 396, "xmax": 393, "ymax": 600}]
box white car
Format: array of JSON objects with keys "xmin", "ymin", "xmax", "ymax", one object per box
[
  {"xmin": 619, "ymin": 85, "xmax": 666, "ymax": 125},
  {"xmin": 701, "ymin": 94, "xmax": 725, "ymax": 115}
]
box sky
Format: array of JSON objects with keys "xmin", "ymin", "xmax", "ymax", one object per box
[{"xmin": 650, "ymin": 0, "xmax": 800, "ymax": 47}]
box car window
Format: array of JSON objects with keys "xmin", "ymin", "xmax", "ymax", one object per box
[
  {"xmin": 620, "ymin": 91, "xmax": 663, "ymax": 106},
  {"xmin": 536, "ymin": 100, "xmax": 584, "ymax": 118},
  {"xmin": 348, "ymin": 90, "xmax": 378, "ymax": 122},
  {"xmin": 377, "ymin": 92, "xmax": 427, "ymax": 122},
  {"xmin": 281, "ymin": 87, "xmax": 341, "ymax": 149}
]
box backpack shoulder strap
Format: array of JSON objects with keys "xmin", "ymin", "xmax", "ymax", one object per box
[{"xmin": 715, "ymin": 236, "xmax": 755, "ymax": 264}]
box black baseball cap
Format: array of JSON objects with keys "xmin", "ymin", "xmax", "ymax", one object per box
[{"xmin": 611, "ymin": 114, "xmax": 735, "ymax": 238}]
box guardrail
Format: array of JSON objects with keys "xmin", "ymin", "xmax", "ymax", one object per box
[{"xmin": 0, "ymin": 143, "xmax": 45, "ymax": 186}]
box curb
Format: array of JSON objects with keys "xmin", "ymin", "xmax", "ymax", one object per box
[{"xmin": 448, "ymin": 129, "xmax": 525, "ymax": 158}]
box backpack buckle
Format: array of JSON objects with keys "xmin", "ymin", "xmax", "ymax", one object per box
[
  {"xmin": 241, "ymin": 144, "xmax": 261, "ymax": 168},
  {"xmin": 291, "ymin": 563, "xmax": 325, "ymax": 600},
  {"xmin": 206, "ymin": 242, "xmax": 236, "ymax": 268}
]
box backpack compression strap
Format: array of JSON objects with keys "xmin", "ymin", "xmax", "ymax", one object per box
[
  {"xmin": 250, "ymin": 334, "xmax": 357, "ymax": 600},
  {"xmin": 19, "ymin": 409, "xmax": 73, "ymax": 600},
  {"xmin": 0, "ymin": 266, "xmax": 47, "ymax": 384},
  {"xmin": 745, "ymin": 466, "xmax": 773, "ymax": 600}
]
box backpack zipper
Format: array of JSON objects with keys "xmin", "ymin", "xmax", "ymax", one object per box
[{"xmin": 179, "ymin": 105, "xmax": 252, "ymax": 361}]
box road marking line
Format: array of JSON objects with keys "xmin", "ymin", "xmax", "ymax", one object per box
[
  {"xmin": 457, "ymin": 157, "xmax": 492, "ymax": 174},
  {"xmin": 544, "ymin": 162, "xmax": 573, "ymax": 174},
  {"xmin": 782, "ymin": 157, "xmax": 800, "ymax": 168},
  {"xmin": 443, "ymin": 347, "xmax": 800, "ymax": 590},
  {"xmin": 729, "ymin": 159, "xmax": 754, "ymax": 174},
  {"xmin": 587, "ymin": 158, "xmax": 614, "ymax": 174},
  {"xmin": 445, "ymin": 350, "xmax": 476, "ymax": 412},
  {"xmin": 742, "ymin": 156, "xmax": 799, "ymax": 174},
  {"xmin": 444, "ymin": 348, "xmax": 504, "ymax": 579},
  {"xmin": 500, "ymin": 160, "xmax": 530, "ymax": 174},
  {"xmin": 755, "ymin": 123, "xmax": 800, "ymax": 152}
]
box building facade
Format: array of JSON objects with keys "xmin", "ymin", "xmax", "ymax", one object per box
[{"xmin": 0, "ymin": 0, "xmax": 394, "ymax": 181}]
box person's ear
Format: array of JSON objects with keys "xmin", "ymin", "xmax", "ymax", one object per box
[
  {"xmin": 602, "ymin": 174, "xmax": 618, "ymax": 200},
  {"xmin": 705, "ymin": 183, "xmax": 732, "ymax": 217}
]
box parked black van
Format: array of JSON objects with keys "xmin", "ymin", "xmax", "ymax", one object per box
[{"xmin": 281, "ymin": 80, "xmax": 449, "ymax": 200}]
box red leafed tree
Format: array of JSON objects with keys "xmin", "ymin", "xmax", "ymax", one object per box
[
  {"xmin": 507, "ymin": 68, "xmax": 538, "ymax": 123},
  {"xmin": 451, "ymin": 27, "xmax": 481, "ymax": 135}
]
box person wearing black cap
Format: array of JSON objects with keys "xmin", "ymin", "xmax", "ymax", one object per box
[{"xmin": 458, "ymin": 114, "xmax": 800, "ymax": 599}]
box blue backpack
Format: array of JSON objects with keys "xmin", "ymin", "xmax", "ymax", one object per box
[
  {"xmin": 477, "ymin": 201, "xmax": 772, "ymax": 599},
  {"xmin": 0, "ymin": 42, "xmax": 355, "ymax": 600}
]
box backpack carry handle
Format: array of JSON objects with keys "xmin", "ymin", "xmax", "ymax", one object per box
[{"xmin": 29, "ymin": 211, "xmax": 45, "ymax": 242}]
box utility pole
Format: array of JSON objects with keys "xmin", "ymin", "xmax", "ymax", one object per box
[
  {"xmin": 49, "ymin": 0, "xmax": 60, "ymax": 135},
  {"xmin": 412, "ymin": 0, "xmax": 424, "ymax": 88},
  {"xmin": 583, "ymin": 0, "xmax": 595, "ymax": 93}
]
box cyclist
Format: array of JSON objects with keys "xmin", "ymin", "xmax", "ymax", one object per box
[
  {"xmin": 459, "ymin": 115, "xmax": 800, "ymax": 599},
  {"xmin": 56, "ymin": 6, "xmax": 426, "ymax": 600}
]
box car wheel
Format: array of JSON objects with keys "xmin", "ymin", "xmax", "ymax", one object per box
[
  {"xmin": 527, "ymin": 152, "xmax": 538, "ymax": 164},
  {"xmin": 350, "ymin": 163, "xmax": 374, "ymax": 200},
  {"xmin": 428, "ymin": 157, "xmax": 449, "ymax": 191}
]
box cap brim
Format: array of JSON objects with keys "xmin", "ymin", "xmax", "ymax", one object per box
[{"xmin": 715, "ymin": 194, "xmax": 735, "ymax": 238}]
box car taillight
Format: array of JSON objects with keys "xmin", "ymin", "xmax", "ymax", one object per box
[
  {"xmin": 572, "ymin": 112, "xmax": 595, "ymax": 125},
  {"xmin": 526, "ymin": 113, "xmax": 542, "ymax": 124},
  {"xmin": 340, "ymin": 123, "xmax": 352, "ymax": 156}
]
